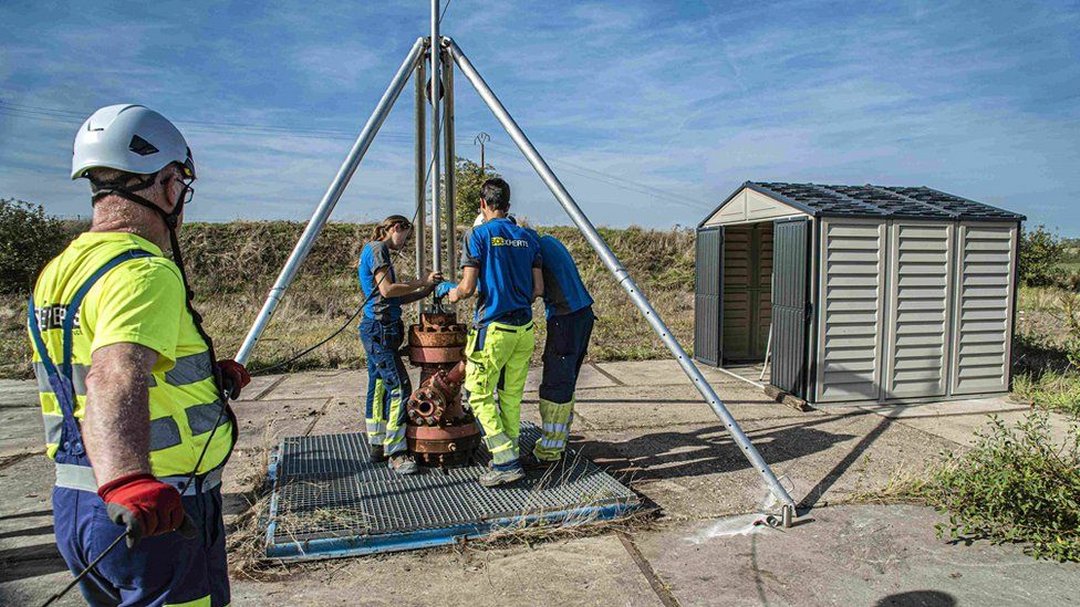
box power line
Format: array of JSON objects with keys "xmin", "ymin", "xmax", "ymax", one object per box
[
  {"xmin": 483, "ymin": 139, "xmax": 711, "ymax": 210},
  {"xmin": 1, "ymin": 100, "xmax": 714, "ymax": 210}
]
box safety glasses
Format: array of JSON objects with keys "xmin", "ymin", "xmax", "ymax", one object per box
[{"xmin": 177, "ymin": 178, "xmax": 195, "ymax": 206}]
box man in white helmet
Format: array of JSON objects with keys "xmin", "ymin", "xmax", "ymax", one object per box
[{"xmin": 27, "ymin": 104, "xmax": 244, "ymax": 606}]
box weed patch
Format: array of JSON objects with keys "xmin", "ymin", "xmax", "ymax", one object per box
[{"xmin": 926, "ymin": 412, "xmax": 1080, "ymax": 562}]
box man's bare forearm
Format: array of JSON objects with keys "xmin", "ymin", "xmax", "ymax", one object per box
[{"xmin": 84, "ymin": 343, "xmax": 158, "ymax": 485}]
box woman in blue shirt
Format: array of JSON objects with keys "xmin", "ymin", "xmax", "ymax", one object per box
[{"xmin": 358, "ymin": 215, "xmax": 441, "ymax": 475}]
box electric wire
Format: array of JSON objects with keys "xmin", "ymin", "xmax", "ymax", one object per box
[
  {"xmin": 40, "ymin": 532, "xmax": 128, "ymax": 607},
  {"xmin": 0, "ymin": 100, "xmax": 713, "ymax": 210},
  {"xmin": 250, "ymin": 98, "xmax": 447, "ymax": 377}
]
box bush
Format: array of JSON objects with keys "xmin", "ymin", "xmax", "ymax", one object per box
[
  {"xmin": 0, "ymin": 198, "xmax": 68, "ymax": 294},
  {"xmin": 1019, "ymin": 224, "xmax": 1065, "ymax": 288},
  {"xmin": 928, "ymin": 412, "xmax": 1080, "ymax": 562}
]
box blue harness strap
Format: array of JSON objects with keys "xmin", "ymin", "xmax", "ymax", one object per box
[{"xmin": 27, "ymin": 249, "xmax": 154, "ymax": 460}]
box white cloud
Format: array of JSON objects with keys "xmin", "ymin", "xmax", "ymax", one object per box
[{"xmin": 1, "ymin": 0, "xmax": 1078, "ymax": 234}]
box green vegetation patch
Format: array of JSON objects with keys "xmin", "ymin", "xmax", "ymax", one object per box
[{"xmin": 926, "ymin": 412, "xmax": 1080, "ymax": 562}]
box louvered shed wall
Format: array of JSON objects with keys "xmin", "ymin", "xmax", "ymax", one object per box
[
  {"xmin": 950, "ymin": 223, "xmax": 1017, "ymax": 395},
  {"xmin": 697, "ymin": 183, "xmax": 1021, "ymax": 405},
  {"xmin": 816, "ymin": 219, "xmax": 886, "ymax": 402},
  {"xmin": 883, "ymin": 223, "xmax": 953, "ymax": 399}
]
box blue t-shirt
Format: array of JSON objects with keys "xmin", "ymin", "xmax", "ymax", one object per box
[
  {"xmin": 460, "ymin": 218, "xmax": 542, "ymax": 326},
  {"xmin": 358, "ymin": 241, "xmax": 401, "ymax": 322},
  {"xmin": 527, "ymin": 230, "xmax": 593, "ymax": 319}
]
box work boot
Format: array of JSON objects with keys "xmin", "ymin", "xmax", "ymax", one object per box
[
  {"xmin": 368, "ymin": 444, "xmax": 387, "ymax": 463},
  {"xmin": 478, "ymin": 465, "xmax": 524, "ymax": 487},
  {"xmin": 520, "ymin": 452, "xmax": 559, "ymax": 470},
  {"xmin": 390, "ymin": 453, "xmax": 418, "ymax": 475}
]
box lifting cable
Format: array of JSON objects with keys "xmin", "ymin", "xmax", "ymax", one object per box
[{"xmin": 250, "ymin": 99, "xmax": 449, "ymax": 377}]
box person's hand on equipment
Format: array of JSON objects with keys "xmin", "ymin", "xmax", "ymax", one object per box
[
  {"xmin": 217, "ymin": 359, "xmax": 251, "ymax": 400},
  {"xmin": 426, "ymin": 272, "xmax": 444, "ymax": 288},
  {"xmin": 434, "ymin": 281, "xmax": 457, "ymax": 299},
  {"xmin": 98, "ymin": 473, "xmax": 197, "ymax": 547}
]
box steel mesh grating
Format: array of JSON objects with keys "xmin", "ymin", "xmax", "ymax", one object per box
[{"xmin": 266, "ymin": 422, "xmax": 639, "ymax": 559}]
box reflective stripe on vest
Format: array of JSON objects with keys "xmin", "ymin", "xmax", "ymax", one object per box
[
  {"xmin": 55, "ymin": 462, "xmax": 223, "ymax": 496},
  {"xmin": 28, "ymin": 248, "xmax": 233, "ymax": 478},
  {"xmin": 28, "ymin": 250, "xmax": 155, "ymax": 461},
  {"xmin": 165, "ymin": 351, "xmax": 213, "ymax": 386}
]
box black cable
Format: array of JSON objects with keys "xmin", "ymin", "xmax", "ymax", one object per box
[
  {"xmin": 249, "ymin": 196, "xmax": 424, "ymax": 377},
  {"xmin": 250, "ymin": 100, "xmax": 449, "ymax": 376},
  {"xmin": 44, "ymin": 174, "xmax": 228, "ymax": 607},
  {"xmin": 41, "ymin": 532, "xmax": 128, "ymax": 606}
]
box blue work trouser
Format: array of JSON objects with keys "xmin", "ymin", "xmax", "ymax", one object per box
[
  {"xmin": 360, "ymin": 318, "xmax": 412, "ymax": 455},
  {"xmin": 52, "ymin": 484, "xmax": 230, "ymax": 607},
  {"xmin": 539, "ymin": 305, "xmax": 595, "ymax": 404}
]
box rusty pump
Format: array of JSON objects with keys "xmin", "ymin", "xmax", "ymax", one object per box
[
  {"xmin": 234, "ymin": 10, "xmax": 799, "ymax": 523},
  {"xmin": 403, "ymin": 300, "xmax": 480, "ymax": 466}
]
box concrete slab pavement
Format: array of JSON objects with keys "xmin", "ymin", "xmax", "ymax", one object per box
[
  {"xmin": 0, "ymin": 379, "xmax": 38, "ymax": 408},
  {"xmin": 2, "ymin": 360, "xmax": 1077, "ymax": 607},
  {"xmin": 636, "ymin": 505, "xmax": 1080, "ymax": 606},
  {"xmin": 0, "ymin": 406, "xmax": 41, "ymax": 459},
  {"xmin": 853, "ymin": 397, "xmax": 1075, "ymax": 446},
  {"xmin": 230, "ymin": 534, "xmax": 664, "ymax": 607}
]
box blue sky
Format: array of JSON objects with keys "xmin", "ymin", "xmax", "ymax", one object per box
[{"xmin": 1, "ymin": 0, "xmax": 1078, "ymax": 234}]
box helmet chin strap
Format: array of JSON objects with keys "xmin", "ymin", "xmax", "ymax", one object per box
[
  {"xmin": 89, "ymin": 178, "xmax": 220, "ymax": 382},
  {"xmin": 89, "ymin": 176, "xmax": 239, "ymax": 474}
]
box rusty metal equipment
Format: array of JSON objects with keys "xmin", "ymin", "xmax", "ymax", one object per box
[{"xmin": 405, "ymin": 303, "xmax": 480, "ymax": 466}]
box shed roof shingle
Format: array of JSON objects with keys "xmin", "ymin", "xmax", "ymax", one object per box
[{"xmin": 713, "ymin": 182, "xmax": 1025, "ymax": 224}]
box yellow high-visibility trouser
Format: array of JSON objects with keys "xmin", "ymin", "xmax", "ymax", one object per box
[{"xmin": 464, "ymin": 321, "xmax": 535, "ymax": 469}]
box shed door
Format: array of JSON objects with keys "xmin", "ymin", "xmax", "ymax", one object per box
[
  {"xmin": 950, "ymin": 223, "xmax": 1017, "ymax": 395},
  {"xmin": 722, "ymin": 225, "xmax": 771, "ymax": 361},
  {"xmin": 694, "ymin": 227, "xmax": 724, "ymax": 366},
  {"xmin": 770, "ymin": 217, "xmax": 810, "ymax": 397},
  {"xmin": 883, "ymin": 223, "xmax": 953, "ymax": 400},
  {"xmin": 816, "ymin": 219, "xmax": 887, "ymax": 402}
]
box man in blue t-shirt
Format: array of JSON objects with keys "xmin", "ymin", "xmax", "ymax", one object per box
[
  {"xmin": 437, "ymin": 178, "xmax": 543, "ymax": 487},
  {"xmin": 521, "ymin": 227, "xmax": 594, "ymax": 466}
]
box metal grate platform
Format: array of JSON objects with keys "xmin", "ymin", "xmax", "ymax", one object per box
[{"xmin": 264, "ymin": 422, "xmax": 640, "ymax": 560}]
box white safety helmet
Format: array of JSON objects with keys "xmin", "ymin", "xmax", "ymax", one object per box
[{"xmin": 72, "ymin": 104, "xmax": 195, "ymax": 181}]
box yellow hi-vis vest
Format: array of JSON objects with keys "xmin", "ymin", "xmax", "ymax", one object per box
[{"xmin": 28, "ymin": 231, "xmax": 234, "ymax": 479}]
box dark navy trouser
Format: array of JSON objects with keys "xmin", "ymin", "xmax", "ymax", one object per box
[
  {"xmin": 52, "ymin": 484, "xmax": 230, "ymax": 607},
  {"xmin": 539, "ymin": 305, "xmax": 595, "ymax": 403}
]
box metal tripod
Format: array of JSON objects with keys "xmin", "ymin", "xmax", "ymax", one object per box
[{"xmin": 235, "ymin": 29, "xmax": 797, "ymax": 525}]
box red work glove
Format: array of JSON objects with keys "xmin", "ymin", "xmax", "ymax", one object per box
[
  {"xmin": 216, "ymin": 359, "xmax": 251, "ymax": 400},
  {"xmin": 97, "ymin": 473, "xmax": 195, "ymax": 547}
]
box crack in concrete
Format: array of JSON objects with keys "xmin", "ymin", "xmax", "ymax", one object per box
[
  {"xmin": 589, "ymin": 362, "xmax": 626, "ymax": 386},
  {"xmin": 617, "ymin": 531, "xmax": 681, "ymax": 607}
]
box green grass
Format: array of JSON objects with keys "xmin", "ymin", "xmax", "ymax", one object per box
[
  {"xmin": 1013, "ymin": 371, "xmax": 1080, "ymax": 418},
  {"xmin": 1013, "ymin": 286, "xmax": 1080, "ymax": 419},
  {"xmin": 0, "ymin": 221, "xmax": 697, "ymax": 379}
]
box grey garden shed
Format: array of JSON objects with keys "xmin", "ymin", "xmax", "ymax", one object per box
[{"xmin": 693, "ymin": 182, "xmax": 1025, "ymax": 405}]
